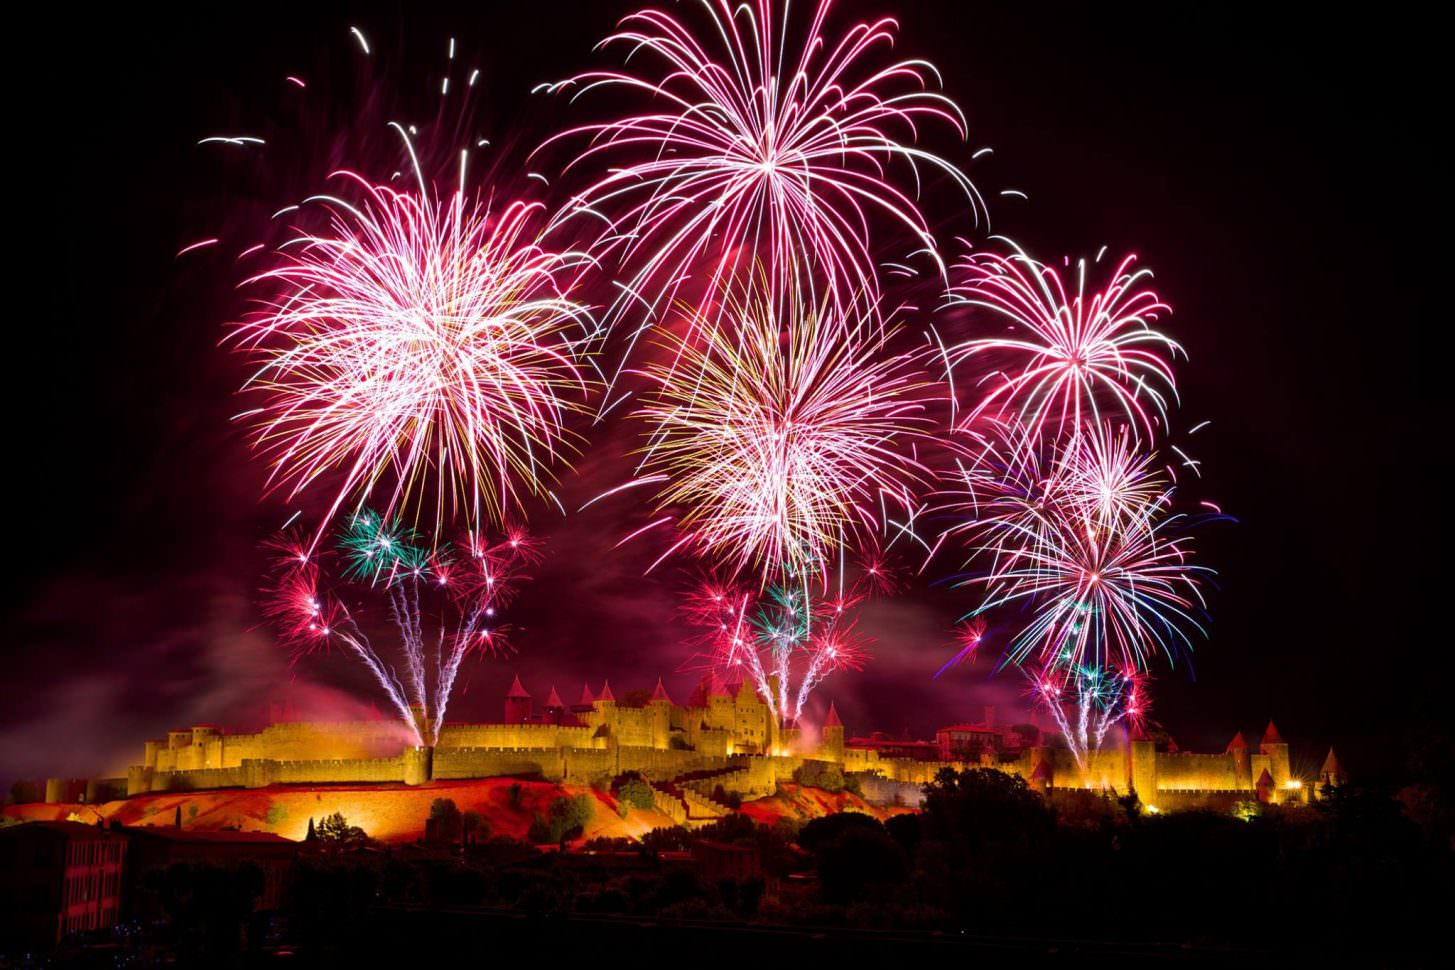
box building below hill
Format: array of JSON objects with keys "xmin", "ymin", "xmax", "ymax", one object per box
[
  {"xmin": 27, "ymin": 676, "xmax": 1336, "ymax": 817},
  {"xmin": 0, "ymin": 820, "xmax": 127, "ymax": 946}
]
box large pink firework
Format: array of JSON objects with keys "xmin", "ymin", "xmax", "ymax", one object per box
[
  {"xmin": 934, "ymin": 417, "xmax": 1168, "ymax": 575},
  {"xmin": 948, "ymin": 422, "xmax": 1201, "ymax": 676},
  {"xmin": 945, "ymin": 242, "xmax": 1181, "ymax": 441},
  {"xmin": 232, "ymin": 164, "xmax": 597, "ymax": 538},
  {"xmin": 631, "ymin": 294, "xmax": 937, "ymax": 585},
  {"xmin": 933, "ymin": 413, "xmax": 1209, "ymax": 764},
  {"xmin": 537, "ymin": 0, "xmax": 979, "ymax": 377}
]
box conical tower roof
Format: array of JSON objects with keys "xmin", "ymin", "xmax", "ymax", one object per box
[
  {"xmin": 650, "ymin": 677, "xmax": 672, "ymax": 703},
  {"xmin": 507, "ymin": 675, "xmax": 530, "ymax": 699},
  {"xmin": 824, "ymin": 702, "xmax": 842, "ymax": 729},
  {"xmin": 598, "ymin": 680, "xmax": 615, "ymax": 702},
  {"xmin": 545, "ymin": 686, "xmax": 564, "ymax": 709},
  {"xmin": 579, "ymin": 683, "xmax": 595, "ymax": 706},
  {"xmin": 1262, "ymin": 720, "xmax": 1285, "ymax": 745},
  {"xmin": 1226, "ymin": 731, "xmax": 1249, "ymax": 752},
  {"xmin": 1321, "ymin": 747, "xmax": 1344, "ymax": 777}
]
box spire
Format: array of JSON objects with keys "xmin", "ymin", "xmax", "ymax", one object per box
[
  {"xmin": 1321, "ymin": 747, "xmax": 1344, "ymax": 778},
  {"xmin": 579, "ymin": 683, "xmax": 595, "ymax": 706},
  {"xmin": 1262, "ymin": 720, "xmax": 1285, "ymax": 745},
  {"xmin": 824, "ymin": 702, "xmax": 842, "ymax": 729},
  {"xmin": 507, "ymin": 675, "xmax": 530, "ymax": 699},
  {"xmin": 650, "ymin": 677, "xmax": 672, "ymax": 703},
  {"xmin": 598, "ymin": 680, "xmax": 615, "ymax": 702},
  {"xmin": 545, "ymin": 686, "xmax": 564, "ymax": 709},
  {"xmin": 1226, "ymin": 731, "xmax": 1249, "ymax": 752}
]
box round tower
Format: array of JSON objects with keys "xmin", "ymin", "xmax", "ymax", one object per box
[
  {"xmin": 1127, "ymin": 721, "xmax": 1158, "ymax": 801},
  {"xmin": 1254, "ymin": 767, "xmax": 1275, "ymax": 804},
  {"xmin": 504, "ymin": 675, "xmax": 532, "ymax": 725},
  {"xmin": 403, "ymin": 745, "xmax": 434, "ymax": 786},
  {"xmin": 821, "ymin": 702, "xmax": 845, "ymax": 762},
  {"xmin": 649, "ymin": 677, "xmax": 673, "ymax": 749},
  {"xmin": 543, "ymin": 686, "xmax": 565, "ymax": 726},
  {"xmin": 1226, "ymin": 731, "xmax": 1252, "ymax": 790},
  {"xmin": 1028, "ymin": 756, "xmax": 1052, "ymax": 796},
  {"xmin": 1259, "ymin": 721, "xmax": 1291, "ymax": 795},
  {"xmin": 1028, "ymin": 745, "xmax": 1052, "ymax": 792},
  {"xmin": 1318, "ymin": 746, "xmax": 1345, "ymax": 794}
]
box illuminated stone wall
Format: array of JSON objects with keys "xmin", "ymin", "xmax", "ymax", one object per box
[
  {"xmin": 116, "ymin": 691, "xmax": 1306, "ymax": 809},
  {"xmin": 148, "ymin": 721, "xmax": 411, "ymax": 773}
]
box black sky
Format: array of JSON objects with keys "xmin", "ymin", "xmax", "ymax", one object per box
[{"xmin": 2, "ymin": 3, "xmax": 1438, "ymax": 787}]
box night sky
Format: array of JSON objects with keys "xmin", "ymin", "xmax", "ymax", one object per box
[{"xmin": 3, "ymin": 3, "xmax": 1437, "ymax": 788}]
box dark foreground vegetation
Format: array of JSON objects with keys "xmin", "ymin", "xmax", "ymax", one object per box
[{"xmin": 6, "ymin": 767, "xmax": 1448, "ymax": 966}]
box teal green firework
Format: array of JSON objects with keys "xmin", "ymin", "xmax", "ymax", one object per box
[
  {"xmin": 752, "ymin": 583, "xmax": 812, "ymax": 650},
  {"xmin": 340, "ymin": 509, "xmax": 429, "ymax": 582}
]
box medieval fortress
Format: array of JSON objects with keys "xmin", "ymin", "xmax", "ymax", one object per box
[{"xmin": 43, "ymin": 675, "xmax": 1339, "ymax": 819}]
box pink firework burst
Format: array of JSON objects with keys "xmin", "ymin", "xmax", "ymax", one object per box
[
  {"xmin": 232, "ymin": 166, "xmax": 597, "ymax": 539},
  {"xmin": 681, "ymin": 570, "xmax": 873, "ymax": 724},
  {"xmin": 263, "ymin": 514, "xmax": 538, "ymax": 746},
  {"xmin": 537, "ymin": 0, "xmax": 979, "ymax": 375},
  {"xmin": 633, "ymin": 294, "xmax": 937, "ymax": 585},
  {"xmin": 946, "ymin": 242, "xmax": 1181, "ymax": 441}
]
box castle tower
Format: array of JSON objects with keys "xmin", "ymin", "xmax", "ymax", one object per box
[
  {"xmin": 1127, "ymin": 720, "xmax": 1157, "ymax": 799},
  {"xmin": 1028, "ymin": 745, "xmax": 1052, "ymax": 792},
  {"xmin": 403, "ymin": 745, "xmax": 433, "ymax": 786},
  {"xmin": 649, "ymin": 677, "xmax": 673, "ymax": 749},
  {"xmin": 1260, "ymin": 720, "xmax": 1291, "ymax": 793},
  {"xmin": 504, "ymin": 676, "xmax": 532, "ymax": 725},
  {"xmin": 407, "ymin": 704, "xmax": 430, "ymax": 742},
  {"xmin": 821, "ymin": 702, "xmax": 845, "ymax": 762},
  {"xmin": 1318, "ymin": 747, "xmax": 1345, "ymax": 794},
  {"xmin": 544, "ymin": 687, "xmax": 565, "ymax": 725},
  {"xmin": 1028, "ymin": 756, "xmax": 1052, "ymax": 796},
  {"xmin": 598, "ymin": 680, "xmax": 615, "ymax": 705},
  {"xmin": 707, "ymin": 672, "xmax": 733, "ymax": 732},
  {"xmin": 1254, "ymin": 767, "xmax": 1274, "ymax": 804},
  {"xmin": 1227, "ymin": 731, "xmax": 1252, "ymax": 790}
]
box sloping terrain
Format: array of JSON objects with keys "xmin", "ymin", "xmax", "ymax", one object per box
[
  {"xmin": 4, "ymin": 779, "xmax": 911, "ymax": 843},
  {"xmin": 3, "ymin": 778, "xmax": 672, "ymax": 843}
]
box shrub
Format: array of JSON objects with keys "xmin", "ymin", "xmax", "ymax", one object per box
[
  {"xmin": 315, "ymin": 811, "xmax": 369, "ymax": 846},
  {"xmin": 615, "ymin": 778, "xmax": 656, "ymax": 811},
  {"xmin": 528, "ymin": 794, "xmax": 596, "ymax": 843},
  {"xmin": 792, "ymin": 760, "xmax": 848, "ymax": 793},
  {"xmin": 711, "ymin": 784, "xmax": 743, "ymax": 809}
]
